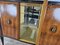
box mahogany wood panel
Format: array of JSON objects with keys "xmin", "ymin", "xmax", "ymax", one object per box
[
  {"xmin": 0, "ymin": 2, "xmax": 20, "ymax": 39},
  {"xmin": 39, "ymin": 5, "xmax": 60, "ymax": 45}
]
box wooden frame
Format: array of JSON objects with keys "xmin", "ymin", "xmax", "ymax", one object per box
[{"xmin": 36, "ymin": 0, "xmax": 48, "ymax": 45}]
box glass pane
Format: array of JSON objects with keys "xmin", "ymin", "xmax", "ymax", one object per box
[
  {"xmin": 53, "ymin": 8, "xmax": 60, "ymax": 22},
  {"xmin": 20, "ymin": 5, "xmax": 41, "ymax": 43},
  {"xmin": 5, "ymin": 4, "xmax": 17, "ymax": 17}
]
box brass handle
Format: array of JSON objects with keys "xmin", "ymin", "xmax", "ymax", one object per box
[
  {"xmin": 50, "ymin": 25, "xmax": 57, "ymax": 33},
  {"xmin": 6, "ymin": 19, "xmax": 12, "ymax": 24}
]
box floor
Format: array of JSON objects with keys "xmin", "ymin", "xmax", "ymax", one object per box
[{"xmin": 0, "ymin": 37, "xmax": 32, "ymax": 45}]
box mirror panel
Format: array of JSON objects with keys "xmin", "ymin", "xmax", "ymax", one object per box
[{"xmin": 20, "ymin": 3, "xmax": 41, "ymax": 44}]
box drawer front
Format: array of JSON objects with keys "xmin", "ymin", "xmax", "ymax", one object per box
[{"xmin": 40, "ymin": 5, "xmax": 60, "ymax": 45}]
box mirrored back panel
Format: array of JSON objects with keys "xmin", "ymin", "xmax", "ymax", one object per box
[{"xmin": 20, "ymin": 3, "xmax": 42, "ymax": 44}]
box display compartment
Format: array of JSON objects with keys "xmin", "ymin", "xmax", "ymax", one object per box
[
  {"xmin": 0, "ymin": 2, "xmax": 20, "ymax": 39},
  {"xmin": 20, "ymin": 3, "xmax": 42, "ymax": 44}
]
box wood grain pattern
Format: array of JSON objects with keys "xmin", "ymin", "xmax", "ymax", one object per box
[
  {"xmin": 39, "ymin": 5, "xmax": 60, "ymax": 45},
  {"xmin": 0, "ymin": 2, "xmax": 20, "ymax": 39},
  {"xmin": 36, "ymin": 0, "xmax": 48, "ymax": 45}
]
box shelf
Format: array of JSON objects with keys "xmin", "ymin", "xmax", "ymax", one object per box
[
  {"xmin": 20, "ymin": 39, "xmax": 35, "ymax": 44},
  {"xmin": 20, "ymin": 24, "xmax": 37, "ymax": 44}
]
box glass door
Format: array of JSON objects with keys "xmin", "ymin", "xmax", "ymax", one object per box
[{"xmin": 20, "ymin": 3, "xmax": 42, "ymax": 44}]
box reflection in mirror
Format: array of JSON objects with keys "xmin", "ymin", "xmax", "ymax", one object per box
[
  {"xmin": 53, "ymin": 8, "xmax": 60, "ymax": 22},
  {"xmin": 20, "ymin": 5, "xmax": 41, "ymax": 43},
  {"xmin": 5, "ymin": 4, "xmax": 17, "ymax": 17}
]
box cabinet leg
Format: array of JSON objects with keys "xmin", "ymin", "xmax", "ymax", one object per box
[
  {"xmin": 1, "ymin": 36, "xmax": 4, "ymax": 45},
  {"xmin": 0, "ymin": 24, "xmax": 4, "ymax": 45}
]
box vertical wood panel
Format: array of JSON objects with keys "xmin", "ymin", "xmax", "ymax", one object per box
[{"xmin": 36, "ymin": 0, "xmax": 48, "ymax": 45}]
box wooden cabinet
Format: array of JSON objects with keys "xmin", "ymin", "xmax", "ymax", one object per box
[
  {"xmin": 0, "ymin": 2, "xmax": 20, "ymax": 39},
  {"xmin": 2, "ymin": 1, "xmax": 60, "ymax": 45}
]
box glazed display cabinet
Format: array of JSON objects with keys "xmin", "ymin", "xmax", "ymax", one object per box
[
  {"xmin": 0, "ymin": 1, "xmax": 43, "ymax": 45},
  {"xmin": 2, "ymin": 0, "xmax": 60, "ymax": 45}
]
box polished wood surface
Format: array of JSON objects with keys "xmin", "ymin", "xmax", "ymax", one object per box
[
  {"xmin": 0, "ymin": 2, "xmax": 20, "ymax": 39},
  {"xmin": 36, "ymin": 0, "xmax": 48, "ymax": 45},
  {"xmin": 39, "ymin": 5, "xmax": 60, "ymax": 45}
]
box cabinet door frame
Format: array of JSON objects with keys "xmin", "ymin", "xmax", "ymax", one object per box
[{"xmin": 36, "ymin": 0, "xmax": 48, "ymax": 45}]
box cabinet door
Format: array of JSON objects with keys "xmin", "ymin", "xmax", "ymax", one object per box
[
  {"xmin": 0, "ymin": 2, "xmax": 20, "ymax": 39},
  {"xmin": 40, "ymin": 5, "xmax": 60, "ymax": 45}
]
